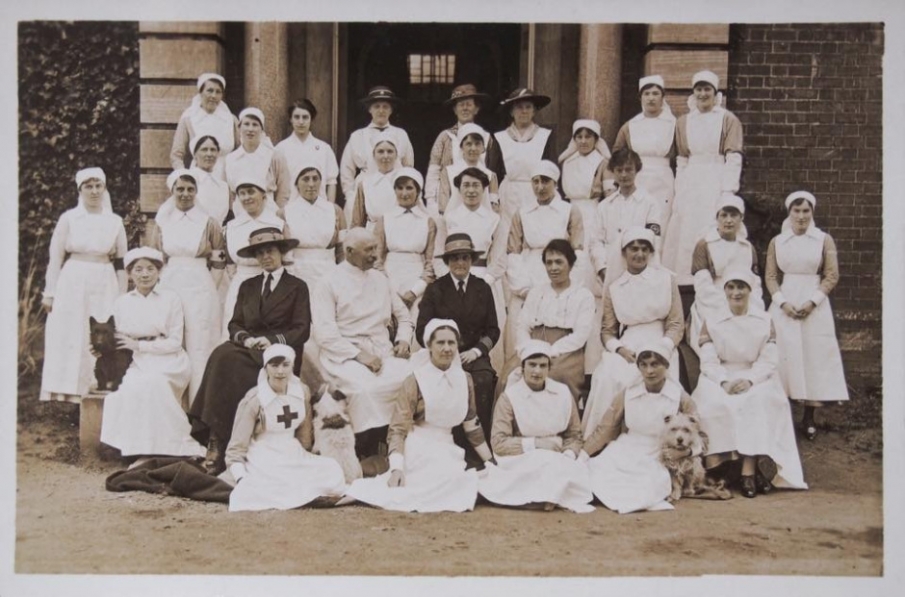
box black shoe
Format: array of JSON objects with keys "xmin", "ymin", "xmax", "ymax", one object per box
[
  {"xmin": 740, "ymin": 475, "xmax": 757, "ymax": 498},
  {"xmin": 804, "ymin": 424, "xmax": 818, "ymax": 441},
  {"xmin": 202, "ymin": 436, "xmax": 224, "ymax": 476},
  {"xmin": 756, "ymin": 457, "xmax": 777, "ymax": 494}
]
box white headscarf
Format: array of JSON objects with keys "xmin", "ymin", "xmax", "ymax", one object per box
[
  {"xmin": 288, "ymin": 162, "xmax": 325, "ymax": 204},
  {"xmin": 557, "ymin": 119, "xmax": 612, "ymax": 164},
  {"xmin": 687, "ymin": 70, "xmax": 724, "ymax": 114},
  {"xmin": 257, "ymin": 344, "xmax": 306, "ymax": 408},
  {"xmin": 780, "ymin": 190, "xmax": 822, "ymax": 237},
  {"xmin": 155, "ymin": 169, "xmax": 206, "ymax": 226},
  {"xmin": 187, "ymin": 73, "xmax": 236, "ymax": 152},
  {"xmin": 454, "ymin": 123, "xmax": 491, "ymax": 166},
  {"xmin": 75, "ymin": 167, "xmax": 113, "ymax": 214},
  {"xmin": 365, "ymin": 130, "xmax": 402, "ymax": 173}
]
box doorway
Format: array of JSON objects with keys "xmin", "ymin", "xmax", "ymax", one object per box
[{"xmin": 343, "ymin": 23, "xmax": 522, "ymax": 174}]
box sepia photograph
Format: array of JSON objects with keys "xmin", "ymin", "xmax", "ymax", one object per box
[{"xmin": 2, "ymin": 1, "xmax": 903, "ymax": 595}]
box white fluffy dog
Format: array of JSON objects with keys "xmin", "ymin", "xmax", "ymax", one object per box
[{"xmin": 310, "ymin": 385, "xmax": 362, "ymax": 484}]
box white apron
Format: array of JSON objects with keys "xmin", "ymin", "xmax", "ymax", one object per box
[
  {"xmin": 494, "ymin": 128, "xmax": 552, "ymax": 221},
  {"xmin": 479, "ymin": 379, "xmax": 594, "ymax": 513},
  {"xmin": 692, "ymin": 311, "xmax": 807, "ymax": 489},
  {"xmin": 184, "ymin": 102, "xmax": 236, "ymax": 179},
  {"xmin": 769, "ymin": 229, "xmax": 849, "ymax": 403},
  {"xmin": 588, "ymin": 380, "xmax": 682, "ymax": 513},
  {"xmin": 583, "ymin": 266, "xmax": 680, "ymax": 438},
  {"xmin": 353, "ymin": 171, "xmax": 398, "ymax": 231},
  {"xmin": 688, "ymin": 231, "xmax": 765, "ymax": 356},
  {"xmin": 383, "ymin": 209, "xmax": 431, "ymax": 347},
  {"xmin": 229, "ymin": 392, "xmax": 347, "ymax": 512},
  {"xmin": 504, "ymin": 197, "xmax": 574, "ymax": 363},
  {"xmin": 191, "ymin": 167, "xmax": 230, "ymax": 226},
  {"xmin": 40, "ymin": 210, "xmax": 122, "ymax": 402},
  {"xmin": 100, "ymin": 290, "xmax": 205, "ymax": 458},
  {"xmin": 346, "ymin": 365, "xmax": 479, "ymax": 512},
  {"xmin": 157, "ymin": 209, "xmax": 221, "ymax": 404},
  {"xmin": 662, "ymin": 109, "xmax": 726, "ymax": 285},
  {"xmin": 627, "ymin": 113, "xmax": 676, "ymax": 226}
]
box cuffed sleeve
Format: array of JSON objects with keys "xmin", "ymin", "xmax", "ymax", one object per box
[{"xmin": 490, "ymin": 392, "xmax": 525, "ymax": 456}]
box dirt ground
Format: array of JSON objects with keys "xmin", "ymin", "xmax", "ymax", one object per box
[{"xmin": 13, "ymin": 395, "xmax": 883, "ymax": 578}]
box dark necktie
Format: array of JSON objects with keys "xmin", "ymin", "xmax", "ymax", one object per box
[
  {"xmin": 263, "ymin": 273, "xmax": 273, "ymax": 302},
  {"xmin": 457, "ymin": 280, "xmax": 466, "ymax": 299}
]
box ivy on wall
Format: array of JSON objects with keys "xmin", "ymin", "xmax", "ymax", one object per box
[{"xmin": 18, "ymin": 21, "xmax": 142, "ymax": 291}]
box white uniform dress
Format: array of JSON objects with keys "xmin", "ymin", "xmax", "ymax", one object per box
[
  {"xmin": 479, "ymin": 378, "xmax": 594, "ymax": 513},
  {"xmin": 225, "ymin": 143, "xmax": 278, "ymax": 213},
  {"xmin": 154, "ymin": 202, "xmax": 223, "ymax": 402},
  {"xmin": 766, "ymin": 225, "xmax": 849, "ymax": 404},
  {"xmin": 587, "ymin": 379, "xmax": 691, "ymax": 514},
  {"xmin": 339, "ymin": 123, "xmax": 414, "ymax": 201},
  {"xmin": 494, "ymin": 127, "xmax": 553, "ymax": 220},
  {"xmin": 561, "ymin": 149, "xmax": 606, "ymax": 294},
  {"xmin": 170, "ymin": 98, "xmax": 238, "ymax": 177},
  {"xmin": 272, "ymin": 133, "xmax": 339, "ymax": 203},
  {"xmin": 312, "ymin": 261, "xmax": 414, "ymax": 433},
  {"xmin": 688, "ymin": 228, "xmax": 765, "ymax": 355},
  {"xmin": 349, "ymin": 168, "xmax": 399, "ymax": 230},
  {"xmin": 692, "ymin": 308, "xmax": 807, "ymax": 489},
  {"xmin": 221, "ymin": 210, "xmax": 286, "ymax": 338},
  {"xmin": 40, "ymin": 204, "xmax": 126, "ymax": 402},
  {"xmin": 100, "ymin": 287, "xmax": 205, "ymax": 457},
  {"xmin": 662, "ymin": 107, "xmax": 743, "ymax": 285},
  {"xmin": 225, "ymin": 374, "xmax": 347, "ymax": 512},
  {"xmin": 346, "ymin": 363, "xmax": 480, "ymax": 512},
  {"xmin": 582, "ymin": 266, "xmax": 682, "ymax": 438},
  {"xmin": 614, "ymin": 109, "xmax": 677, "ymax": 225},
  {"xmin": 375, "ymin": 206, "xmax": 436, "ymax": 347}
]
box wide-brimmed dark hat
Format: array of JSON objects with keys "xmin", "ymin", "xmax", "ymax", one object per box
[
  {"xmin": 236, "ymin": 227, "xmax": 299, "ymax": 258},
  {"xmin": 439, "ymin": 233, "xmax": 483, "ymax": 260},
  {"xmin": 500, "ymin": 88, "xmax": 551, "ymax": 110},
  {"xmin": 443, "ymin": 84, "xmax": 492, "ymax": 108},
  {"xmin": 359, "ymin": 86, "xmax": 401, "ymax": 107}
]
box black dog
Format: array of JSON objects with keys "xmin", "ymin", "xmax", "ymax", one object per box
[{"xmin": 89, "ymin": 316, "xmax": 133, "ymax": 392}]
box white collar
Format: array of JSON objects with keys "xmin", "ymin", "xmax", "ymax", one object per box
[
  {"xmin": 626, "ymin": 378, "xmax": 681, "ymax": 402},
  {"xmin": 715, "ymin": 306, "xmax": 770, "ymax": 324},
  {"xmin": 128, "ymin": 285, "xmax": 161, "ymax": 298},
  {"xmin": 451, "ymin": 273, "xmax": 470, "ymax": 291},
  {"xmin": 525, "ymin": 193, "xmax": 568, "ymax": 214},
  {"xmin": 630, "ymin": 107, "xmax": 676, "ymax": 124},
  {"xmin": 778, "ymin": 219, "xmax": 826, "ymax": 243},
  {"xmin": 262, "ymin": 267, "xmax": 285, "ymax": 287},
  {"xmin": 614, "ymin": 265, "xmax": 658, "ymax": 286},
  {"xmin": 256, "ymin": 368, "xmax": 306, "ymax": 409},
  {"xmin": 705, "ymin": 227, "xmax": 751, "ymax": 245}
]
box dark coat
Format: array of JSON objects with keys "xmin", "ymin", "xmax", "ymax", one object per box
[
  {"xmin": 416, "ymin": 273, "xmax": 499, "ymax": 357},
  {"xmin": 228, "ymin": 270, "xmax": 311, "ymax": 361}
]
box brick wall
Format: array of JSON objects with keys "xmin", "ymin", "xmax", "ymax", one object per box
[{"xmin": 727, "ymin": 23, "xmax": 883, "ymax": 390}]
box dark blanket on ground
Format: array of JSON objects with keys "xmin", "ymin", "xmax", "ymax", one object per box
[{"xmin": 105, "ymin": 457, "xmax": 233, "ymax": 503}]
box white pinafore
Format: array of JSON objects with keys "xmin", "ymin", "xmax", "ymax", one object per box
[
  {"xmin": 662, "ymin": 109, "xmax": 727, "ymax": 285},
  {"xmin": 156, "ymin": 206, "xmax": 222, "ymax": 403},
  {"xmin": 626, "ymin": 112, "xmax": 676, "ymax": 226},
  {"xmin": 352, "ymin": 170, "xmax": 398, "ymax": 231},
  {"xmin": 494, "ymin": 128, "xmax": 552, "ymax": 221},
  {"xmin": 229, "ymin": 385, "xmax": 347, "ymax": 512},
  {"xmin": 768, "ymin": 228, "xmax": 849, "ymax": 403},
  {"xmin": 588, "ymin": 380, "xmax": 683, "ymax": 513},
  {"xmin": 582, "ymin": 266, "xmax": 680, "ymax": 437},
  {"xmin": 346, "ymin": 363, "xmax": 480, "ymax": 513},
  {"xmin": 383, "ymin": 207, "xmax": 431, "ymax": 347},
  {"xmin": 478, "ymin": 378, "xmax": 594, "ymax": 513}
]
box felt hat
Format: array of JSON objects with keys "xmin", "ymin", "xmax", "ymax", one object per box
[
  {"xmin": 236, "ymin": 227, "xmax": 300, "ymax": 258},
  {"xmin": 443, "ymin": 83, "xmax": 491, "ymax": 107},
  {"xmin": 439, "ymin": 233, "xmax": 483, "ymax": 260},
  {"xmin": 500, "ymin": 87, "xmax": 551, "ymax": 110}
]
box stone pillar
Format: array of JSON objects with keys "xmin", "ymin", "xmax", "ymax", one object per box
[
  {"xmin": 244, "ymin": 22, "xmax": 290, "ymax": 142},
  {"xmin": 578, "ymin": 24, "xmax": 623, "ymax": 146},
  {"xmin": 528, "ymin": 24, "xmax": 581, "ymax": 154}
]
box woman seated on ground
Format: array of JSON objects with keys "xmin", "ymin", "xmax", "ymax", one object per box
[
  {"xmin": 509, "ymin": 238, "xmax": 595, "ymax": 403},
  {"xmin": 692, "ymin": 271, "xmax": 807, "ymax": 498},
  {"xmin": 479, "ymin": 340, "xmax": 594, "ymax": 513},
  {"xmin": 346, "ymin": 320, "xmax": 495, "ymax": 513},
  {"xmin": 582, "ymin": 227, "xmax": 682, "ymax": 437},
  {"xmin": 221, "ymin": 343, "xmax": 347, "ymax": 512},
  {"xmin": 100, "ymin": 247, "xmax": 205, "ymax": 459},
  {"xmin": 584, "ymin": 342, "xmax": 697, "ymax": 514}
]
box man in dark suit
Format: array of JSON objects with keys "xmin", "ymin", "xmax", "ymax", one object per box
[
  {"xmin": 417, "ymin": 233, "xmax": 500, "ymax": 446},
  {"xmin": 190, "ymin": 227, "xmax": 309, "ymax": 474}
]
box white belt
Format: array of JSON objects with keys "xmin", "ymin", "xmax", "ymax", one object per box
[
  {"xmin": 688, "ymin": 155, "xmax": 725, "ymax": 165},
  {"xmin": 293, "ymin": 247, "xmax": 334, "ymax": 261}
]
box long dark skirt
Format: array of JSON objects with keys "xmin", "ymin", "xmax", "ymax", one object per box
[{"xmin": 189, "ymin": 342, "xmax": 265, "ymax": 446}]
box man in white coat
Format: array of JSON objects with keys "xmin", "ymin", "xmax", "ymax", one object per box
[{"xmin": 312, "ymin": 227, "xmax": 413, "ymax": 457}]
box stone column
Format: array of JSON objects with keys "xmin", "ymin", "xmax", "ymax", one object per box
[
  {"xmin": 244, "ymin": 22, "xmax": 290, "ymax": 142},
  {"xmin": 578, "ymin": 24, "xmax": 623, "ymax": 146}
]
